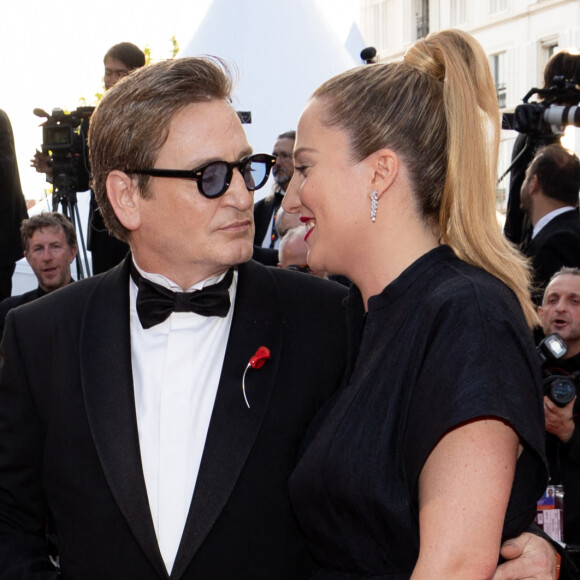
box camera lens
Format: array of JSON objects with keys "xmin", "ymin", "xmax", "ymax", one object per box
[{"xmin": 547, "ymin": 377, "xmax": 576, "ymax": 407}]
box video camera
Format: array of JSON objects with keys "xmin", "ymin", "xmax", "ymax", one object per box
[
  {"xmin": 537, "ymin": 333, "xmax": 578, "ymax": 407},
  {"xmin": 34, "ymin": 106, "xmax": 94, "ymax": 195},
  {"xmin": 503, "ymin": 76, "xmax": 580, "ymax": 137}
]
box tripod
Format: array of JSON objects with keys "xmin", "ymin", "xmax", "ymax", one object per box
[{"xmin": 52, "ymin": 174, "xmax": 91, "ymax": 279}]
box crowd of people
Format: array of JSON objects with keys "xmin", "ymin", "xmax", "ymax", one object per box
[{"xmin": 0, "ymin": 29, "xmax": 579, "ymax": 580}]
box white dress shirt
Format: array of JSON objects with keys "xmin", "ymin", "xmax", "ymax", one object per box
[{"xmin": 129, "ymin": 262, "xmax": 236, "ymax": 574}]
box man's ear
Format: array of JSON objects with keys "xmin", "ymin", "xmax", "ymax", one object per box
[
  {"xmin": 106, "ymin": 170, "xmax": 142, "ymax": 232},
  {"xmin": 528, "ymin": 174, "xmax": 540, "ymax": 196},
  {"xmin": 69, "ymin": 245, "xmax": 79, "ymax": 263},
  {"xmin": 369, "ymin": 149, "xmax": 399, "ymax": 199}
]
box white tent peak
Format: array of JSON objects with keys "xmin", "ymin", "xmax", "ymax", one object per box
[
  {"xmin": 180, "ymin": 0, "xmax": 360, "ymax": 160},
  {"xmin": 345, "ymin": 22, "xmax": 367, "ymax": 64}
]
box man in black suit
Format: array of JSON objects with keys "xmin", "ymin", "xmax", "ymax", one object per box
[
  {"xmin": 252, "ymin": 131, "xmax": 295, "ymax": 265},
  {"xmin": 0, "ymin": 57, "xmax": 347, "ymax": 580},
  {"xmin": 0, "ymin": 109, "xmax": 28, "ymax": 300},
  {"xmin": 521, "ymin": 144, "xmax": 580, "ymax": 304},
  {"xmin": 0, "ymin": 58, "xmax": 560, "ymax": 580},
  {"xmin": 0, "ymin": 212, "xmax": 77, "ymax": 337}
]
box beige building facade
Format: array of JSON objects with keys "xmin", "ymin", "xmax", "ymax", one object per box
[{"xmin": 358, "ymin": 0, "xmax": 580, "ymax": 209}]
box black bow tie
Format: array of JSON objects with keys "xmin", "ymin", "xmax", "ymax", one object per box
[{"xmin": 131, "ymin": 263, "xmax": 234, "ymax": 329}]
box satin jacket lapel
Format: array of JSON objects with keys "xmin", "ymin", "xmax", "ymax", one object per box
[
  {"xmin": 171, "ymin": 260, "xmax": 283, "ymax": 579},
  {"xmin": 80, "ymin": 257, "xmax": 167, "ymax": 578}
]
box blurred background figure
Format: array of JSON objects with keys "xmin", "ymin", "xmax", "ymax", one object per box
[
  {"xmin": 278, "ymin": 225, "xmax": 328, "ymax": 279},
  {"xmin": 520, "ymin": 144, "xmax": 580, "ymax": 303},
  {"xmin": 254, "ymin": 130, "xmax": 295, "ymax": 250},
  {"xmin": 274, "ymin": 205, "xmax": 302, "ymax": 239},
  {"xmin": 0, "ymin": 109, "xmax": 29, "ymax": 301},
  {"xmin": 0, "ymin": 212, "xmax": 77, "ymax": 337}
]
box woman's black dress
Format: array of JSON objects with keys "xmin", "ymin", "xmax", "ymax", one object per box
[{"xmin": 289, "ymin": 246, "xmax": 548, "ymax": 580}]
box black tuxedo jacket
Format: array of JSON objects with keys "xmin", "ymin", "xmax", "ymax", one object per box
[
  {"xmin": 522, "ymin": 209, "xmax": 580, "ymax": 302},
  {"xmin": 0, "ymin": 287, "xmax": 45, "ymax": 338},
  {"xmin": 0, "ymin": 257, "xmax": 348, "ymax": 579}
]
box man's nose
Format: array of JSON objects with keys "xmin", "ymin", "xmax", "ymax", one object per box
[{"xmin": 226, "ymin": 168, "xmax": 253, "ymax": 209}]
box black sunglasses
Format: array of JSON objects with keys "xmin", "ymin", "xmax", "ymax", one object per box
[{"xmin": 127, "ymin": 153, "xmax": 276, "ymax": 199}]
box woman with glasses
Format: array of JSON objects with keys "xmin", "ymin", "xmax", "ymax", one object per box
[{"xmin": 284, "ymin": 29, "xmax": 549, "ymax": 579}]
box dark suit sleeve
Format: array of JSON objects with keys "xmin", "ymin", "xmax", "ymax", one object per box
[
  {"xmin": 0, "ymin": 111, "xmax": 15, "ymax": 188},
  {"xmin": 0, "ymin": 312, "xmax": 59, "ymax": 578}
]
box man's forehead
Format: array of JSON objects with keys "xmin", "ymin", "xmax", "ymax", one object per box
[
  {"xmin": 546, "ymin": 275, "xmax": 580, "ymax": 296},
  {"xmin": 162, "ymin": 101, "xmax": 251, "ymax": 163},
  {"xmin": 31, "ymin": 226, "xmax": 64, "ymax": 240}
]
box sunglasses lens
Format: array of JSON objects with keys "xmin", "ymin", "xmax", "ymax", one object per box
[
  {"xmin": 201, "ymin": 162, "xmax": 229, "ymax": 197},
  {"xmin": 243, "ymin": 156, "xmax": 270, "ymax": 191}
]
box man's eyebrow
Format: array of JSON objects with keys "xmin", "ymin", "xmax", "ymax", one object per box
[{"xmin": 187, "ymin": 148, "xmax": 254, "ymax": 168}]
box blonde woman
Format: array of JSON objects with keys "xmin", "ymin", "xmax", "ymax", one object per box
[{"xmin": 285, "ymin": 29, "xmax": 548, "ymax": 579}]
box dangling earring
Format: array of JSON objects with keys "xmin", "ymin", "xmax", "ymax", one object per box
[{"xmin": 370, "ymin": 190, "xmax": 378, "ymax": 223}]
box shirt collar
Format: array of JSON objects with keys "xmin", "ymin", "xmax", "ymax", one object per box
[
  {"xmin": 532, "ymin": 206, "xmax": 577, "ymax": 239},
  {"xmin": 131, "ymin": 258, "xmax": 231, "ymax": 293}
]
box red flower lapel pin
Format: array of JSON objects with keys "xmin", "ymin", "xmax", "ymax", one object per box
[{"xmin": 242, "ymin": 346, "xmax": 271, "ymax": 408}]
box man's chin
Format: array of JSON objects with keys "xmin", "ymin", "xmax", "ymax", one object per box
[{"xmin": 227, "ymin": 240, "xmax": 254, "ymax": 267}]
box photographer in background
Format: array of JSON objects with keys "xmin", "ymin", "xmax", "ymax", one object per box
[
  {"xmin": 504, "ymin": 50, "xmax": 580, "ymax": 245},
  {"xmin": 520, "ymin": 144, "xmax": 580, "ymax": 303},
  {"xmin": 31, "ymin": 42, "xmax": 146, "ymax": 275},
  {"xmin": 538, "ymin": 267, "xmax": 580, "ymax": 572}
]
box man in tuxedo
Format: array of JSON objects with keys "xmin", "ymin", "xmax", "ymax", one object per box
[
  {"xmin": 520, "ymin": 144, "xmax": 580, "ymax": 304},
  {"xmin": 0, "ymin": 109, "xmax": 28, "ymax": 300},
  {"xmin": 0, "ymin": 57, "xmax": 347, "ymax": 580},
  {"xmin": 0, "ymin": 57, "xmax": 560, "ymax": 580}
]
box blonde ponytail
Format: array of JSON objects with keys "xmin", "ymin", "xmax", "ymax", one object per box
[{"xmin": 313, "ymin": 29, "xmax": 537, "ymax": 326}]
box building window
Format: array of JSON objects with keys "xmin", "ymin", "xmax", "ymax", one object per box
[
  {"xmin": 490, "ymin": 52, "xmax": 507, "ymax": 109},
  {"xmin": 361, "ymin": 0, "xmax": 393, "ymax": 53},
  {"xmin": 450, "ymin": 0, "xmax": 467, "ymax": 26},
  {"xmin": 539, "ymin": 39, "xmax": 559, "ymax": 87},
  {"xmin": 490, "ymin": 0, "xmax": 508, "ymax": 14},
  {"xmin": 414, "ymin": 0, "xmax": 429, "ymax": 40}
]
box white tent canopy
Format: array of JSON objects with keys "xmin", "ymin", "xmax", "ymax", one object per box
[{"xmin": 180, "ymin": 0, "xmax": 362, "ymax": 166}]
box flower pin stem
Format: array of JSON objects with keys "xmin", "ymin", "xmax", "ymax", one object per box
[
  {"xmin": 242, "ymin": 347, "xmax": 271, "ymax": 408},
  {"xmin": 242, "ymin": 365, "xmax": 252, "ymax": 408}
]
